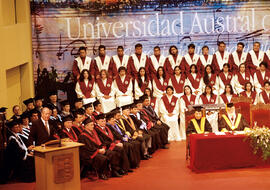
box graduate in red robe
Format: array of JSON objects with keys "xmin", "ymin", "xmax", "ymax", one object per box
[
  {"xmin": 72, "ymin": 46, "xmax": 94, "ymax": 81},
  {"xmin": 109, "ymin": 46, "xmax": 129, "ymax": 78},
  {"xmin": 246, "ymin": 42, "xmax": 269, "ymax": 75},
  {"xmin": 92, "ymin": 45, "xmax": 111, "ymax": 79},
  {"xmin": 211, "ymin": 41, "xmax": 230, "ymax": 73},
  {"xmin": 228, "ymin": 42, "xmax": 247, "ymax": 74},
  {"xmin": 127, "ymin": 43, "xmax": 150, "ymax": 79},
  {"xmin": 61, "ymin": 116, "xmax": 78, "ymax": 142},
  {"xmin": 164, "ymin": 45, "xmax": 182, "ymax": 77},
  {"xmin": 148, "ymin": 46, "xmax": 166, "ymax": 77},
  {"xmin": 259, "ymin": 81, "xmax": 270, "ymax": 104},
  {"xmin": 180, "ymin": 43, "xmax": 202, "ymax": 76},
  {"xmin": 240, "ymin": 82, "xmax": 257, "ymax": 104}
]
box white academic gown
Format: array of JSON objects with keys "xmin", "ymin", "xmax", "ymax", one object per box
[
  {"xmin": 159, "ymin": 95, "xmax": 181, "ymax": 141},
  {"xmin": 94, "ymin": 79, "xmax": 116, "ymax": 113},
  {"xmin": 113, "ymin": 76, "xmax": 133, "ymax": 107}
]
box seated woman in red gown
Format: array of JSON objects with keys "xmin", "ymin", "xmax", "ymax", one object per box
[
  {"xmin": 240, "ymin": 82, "xmax": 258, "ymax": 104},
  {"xmin": 219, "ymin": 84, "xmax": 238, "ymax": 104}
]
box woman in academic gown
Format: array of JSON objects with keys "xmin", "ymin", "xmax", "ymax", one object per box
[
  {"xmin": 152, "ymin": 66, "xmax": 169, "ymax": 99},
  {"xmin": 218, "ymin": 63, "xmax": 235, "ymax": 94},
  {"xmin": 258, "ymin": 81, "xmax": 270, "ymax": 104},
  {"xmin": 95, "ymin": 69, "xmax": 116, "ymax": 113},
  {"xmin": 203, "ymin": 65, "xmax": 219, "ymax": 95},
  {"xmin": 253, "ymin": 62, "xmax": 270, "ymax": 93},
  {"xmin": 185, "ymin": 64, "xmax": 203, "ymax": 96},
  {"xmin": 144, "ymin": 87, "xmax": 159, "ymax": 116},
  {"xmin": 179, "ymin": 85, "xmax": 198, "ymax": 139},
  {"xmin": 240, "ymin": 82, "xmax": 258, "ymax": 104},
  {"xmin": 168, "ymin": 66, "xmax": 186, "ymax": 98},
  {"xmin": 234, "ymin": 63, "xmax": 254, "ymax": 94},
  {"xmin": 219, "ymin": 84, "xmax": 238, "ymax": 104},
  {"xmin": 75, "ymin": 69, "xmax": 96, "ymax": 105},
  {"xmin": 159, "ymin": 86, "xmax": 181, "ymax": 141},
  {"xmin": 134, "ymin": 67, "xmax": 152, "ymax": 100},
  {"xmin": 197, "ymin": 85, "xmax": 219, "ymax": 132},
  {"xmin": 113, "ymin": 66, "xmax": 133, "ymax": 107}
]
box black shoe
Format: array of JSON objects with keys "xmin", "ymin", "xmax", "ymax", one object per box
[
  {"xmin": 143, "ymin": 155, "xmax": 149, "ymax": 160},
  {"xmin": 146, "ymin": 154, "xmax": 152, "ymax": 158},
  {"xmin": 127, "ymin": 169, "xmax": 134, "ymax": 173},
  {"xmin": 112, "ymin": 170, "xmax": 122, "ymax": 177},
  {"xmin": 99, "ymin": 174, "xmax": 108, "ymax": 180},
  {"xmin": 118, "ymin": 169, "xmax": 127, "ymax": 175},
  {"xmin": 162, "ymin": 146, "xmax": 169, "ymax": 149}
]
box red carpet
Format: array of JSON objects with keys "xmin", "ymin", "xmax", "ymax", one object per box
[{"xmin": 1, "ymin": 141, "xmax": 270, "ymax": 190}]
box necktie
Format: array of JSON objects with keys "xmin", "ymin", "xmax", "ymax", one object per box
[{"xmin": 45, "ymin": 121, "xmax": 50, "ymax": 135}]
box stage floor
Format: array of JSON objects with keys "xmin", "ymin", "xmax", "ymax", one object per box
[{"xmin": 1, "ymin": 141, "xmax": 270, "ymax": 190}]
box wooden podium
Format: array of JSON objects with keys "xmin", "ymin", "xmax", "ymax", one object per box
[{"xmin": 33, "ymin": 141, "xmax": 84, "ymax": 190}]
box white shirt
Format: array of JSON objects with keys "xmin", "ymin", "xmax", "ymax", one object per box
[{"xmin": 41, "ymin": 118, "xmax": 50, "ymax": 135}]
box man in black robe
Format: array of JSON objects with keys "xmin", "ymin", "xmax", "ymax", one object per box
[
  {"xmin": 78, "ymin": 118, "xmax": 110, "ymax": 180},
  {"xmin": 106, "ymin": 111, "xmax": 140, "ymax": 169},
  {"xmin": 94, "ymin": 114, "xmax": 130, "ymax": 176},
  {"xmin": 186, "ymin": 106, "xmax": 212, "ymax": 135}
]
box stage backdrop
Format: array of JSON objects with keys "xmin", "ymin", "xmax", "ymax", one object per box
[{"xmin": 30, "ymin": 0, "xmax": 270, "ymax": 101}]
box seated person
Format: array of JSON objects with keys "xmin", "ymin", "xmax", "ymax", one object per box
[
  {"xmin": 4, "ymin": 119, "xmax": 35, "ymax": 182},
  {"xmin": 61, "ymin": 116, "xmax": 78, "ymax": 142},
  {"xmin": 186, "ymin": 106, "xmax": 212, "ymax": 135},
  {"xmin": 218, "ymin": 103, "xmax": 250, "ymax": 132}
]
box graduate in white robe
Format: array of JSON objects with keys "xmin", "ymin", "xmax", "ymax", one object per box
[
  {"xmin": 203, "ymin": 65, "xmax": 219, "ymax": 95},
  {"xmin": 75, "ymin": 69, "xmax": 96, "ymax": 105},
  {"xmin": 92, "ymin": 45, "xmax": 111, "ymax": 79},
  {"xmin": 152, "ymin": 66, "xmax": 169, "ymax": 99},
  {"xmin": 113, "ymin": 66, "xmax": 133, "ymax": 107},
  {"xmin": 94, "ymin": 69, "xmax": 116, "ymax": 113},
  {"xmin": 179, "ymin": 85, "xmax": 198, "ymax": 140},
  {"xmin": 218, "ymin": 63, "xmax": 235, "ymax": 94},
  {"xmin": 198, "ymin": 46, "xmax": 213, "ymax": 75},
  {"xmin": 144, "ymin": 87, "xmax": 159, "ymax": 117},
  {"xmin": 253, "ymin": 62, "xmax": 270, "ymax": 93},
  {"xmin": 134, "ymin": 67, "xmax": 152, "ymax": 100},
  {"xmin": 197, "ymin": 85, "xmax": 219, "ymax": 132},
  {"xmin": 148, "ymin": 46, "xmax": 166, "ymax": 76},
  {"xmin": 233, "ymin": 63, "xmax": 254, "ymax": 94},
  {"xmin": 240, "ymin": 82, "xmax": 258, "ymax": 105},
  {"xmin": 159, "ymin": 86, "xmax": 181, "ymax": 141},
  {"xmin": 258, "ymin": 81, "xmax": 270, "ymax": 104},
  {"xmin": 168, "ymin": 66, "xmax": 186, "ymax": 98},
  {"xmin": 185, "ymin": 64, "xmax": 203, "ymax": 96}
]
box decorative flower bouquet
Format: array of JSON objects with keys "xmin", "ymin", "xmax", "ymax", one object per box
[{"xmin": 245, "ymin": 127, "xmax": 270, "ymax": 161}]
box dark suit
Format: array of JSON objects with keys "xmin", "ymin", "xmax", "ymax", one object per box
[{"xmin": 28, "ymin": 119, "xmax": 58, "ymax": 146}]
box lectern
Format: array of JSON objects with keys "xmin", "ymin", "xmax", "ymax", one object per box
[{"xmin": 33, "ymin": 141, "xmax": 84, "ymax": 190}]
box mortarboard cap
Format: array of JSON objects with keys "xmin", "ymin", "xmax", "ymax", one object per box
[
  {"xmin": 23, "ymin": 98, "xmax": 34, "ymax": 106},
  {"xmin": 62, "ymin": 115, "xmax": 73, "ymax": 123},
  {"xmin": 93, "ymin": 100, "xmax": 101, "ymax": 108},
  {"xmin": 83, "ymin": 117, "xmax": 93, "ymax": 125},
  {"xmin": 227, "ymin": 103, "xmax": 234, "ymax": 108},
  {"xmin": 95, "ymin": 113, "xmax": 105, "ymax": 120},
  {"xmin": 0, "ymin": 107, "xmax": 7, "ymax": 113},
  {"xmin": 193, "ymin": 106, "xmax": 203, "ymax": 112},
  {"xmin": 84, "ymin": 102, "xmax": 93, "ymax": 109},
  {"xmin": 121, "ymin": 104, "xmax": 130, "ymax": 111}
]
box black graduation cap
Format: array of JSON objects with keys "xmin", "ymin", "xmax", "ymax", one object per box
[
  {"xmin": 83, "ymin": 117, "xmax": 93, "ymax": 125},
  {"xmin": 135, "ymin": 98, "xmax": 143, "ymax": 105},
  {"xmin": 139, "ymin": 94, "xmax": 149, "ymax": 102},
  {"xmin": 6, "ymin": 119, "xmax": 19, "ymax": 129},
  {"xmin": 60, "ymin": 100, "xmax": 70, "ymax": 107},
  {"xmin": 93, "ymin": 100, "xmax": 101, "ymax": 108},
  {"xmin": 74, "ymin": 98, "xmax": 83, "ymax": 103},
  {"xmin": 105, "ymin": 112, "xmax": 115, "ymax": 120},
  {"xmin": 48, "ymin": 91, "xmax": 57, "ymax": 97},
  {"xmin": 130, "ymin": 103, "xmax": 137, "ymax": 109},
  {"xmin": 20, "ymin": 112, "xmax": 29, "ymax": 120},
  {"xmin": 227, "ymin": 103, "xmax": 234, "ymax": 108},
  {"xmin": 95, "ymin": 113, "xmax": 105, "ymax": 120},
  {"xmin": 62, "ymin": 115, "xmax": 73, "ymax": 123},
  {"xmin": 77, "ymin": 108, "xmax": 85, "ymax": 115},
  {"xmin": 84, "ymin": 102, "xmax": 93, "ymax": 109},
  {"xmin": 34, "ymin": 95, "xmax": 43, "ymax": 101},
  {"xmin": 121, "ymin": 104, "xmax": 130, "ymax": 111},
  {"xmin": 23, "ymin": 98, "xmax": 34, "ymax": 106},
  {"xmin": 193, "ymin": 106, "xmax": 203, "ymax": 112},
  {"xmin": 29, "ymin": 109, "xmax": 40, "ymax": 115},
  {"xmin": 0, "ymin": 107, "xmax": 7, "ymax": 113}
]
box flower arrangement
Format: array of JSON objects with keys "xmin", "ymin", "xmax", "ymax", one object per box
[{"xmin": 245, "ymin": 127, "xmax": 270, "ymax": 161}]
